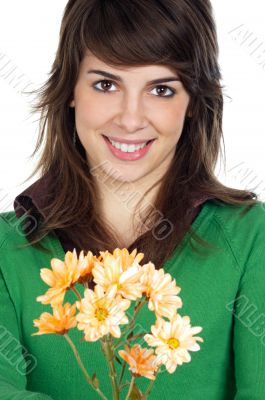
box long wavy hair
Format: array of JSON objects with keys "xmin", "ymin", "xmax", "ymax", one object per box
[{"xmin": 19, "ymin": 0, "xmax": 257, "ymax": 267}]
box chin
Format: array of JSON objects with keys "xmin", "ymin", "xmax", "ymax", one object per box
[{"xmin": 104, "ymin": 167, "xmax": 147, "ymax": 184}]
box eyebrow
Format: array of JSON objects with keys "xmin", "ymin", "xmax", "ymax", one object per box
[{"xmin": 86, "ymin": 69, "xmax": 180, "ymax": 85}]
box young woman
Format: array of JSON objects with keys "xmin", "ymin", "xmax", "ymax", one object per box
[{"xmin": 0, "ymin": 0, "xmax": 264, "ymax": 399}]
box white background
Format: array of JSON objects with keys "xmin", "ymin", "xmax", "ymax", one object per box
[{"xmin": 0, "ymin": 0, "xmax": 264, "ymax": 212}]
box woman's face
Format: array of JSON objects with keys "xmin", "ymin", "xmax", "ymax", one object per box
[{"xmin": 70, "ymin": 52, "xmax": 191, "ymax": 184}]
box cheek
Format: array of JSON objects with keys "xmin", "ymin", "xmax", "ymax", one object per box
[
  {"xmin": 75, "ymin": 101, "xmax": 104, "ymax": 130},
  {"xmin": 74, "ymin": 83, "xmax": 110, "ymax": 129},
  {"xmin": 155, "ymin": 107, "xmax": 186, "ymax": 139},
  {"xmin": 73, "ymin": 99, "xmax": 106, "ymax": 156}
]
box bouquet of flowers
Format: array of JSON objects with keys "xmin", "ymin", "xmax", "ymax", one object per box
[{"xmin": 33, "ymin": 248, "xmax": 203, "ymax": 399}]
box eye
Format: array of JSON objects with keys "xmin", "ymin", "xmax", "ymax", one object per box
[
  {"xmin": 93, "ymin": 80, "xmax": 117, "ymax": 92},
  {"xmin": 92, "ymin": 80, "xmax": 176, "ymax": 98},
  {"xmin": 150, "ymin": 85, "xmax": 176, "ymax": 98}
]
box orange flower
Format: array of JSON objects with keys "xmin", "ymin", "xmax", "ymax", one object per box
[
  {"xmin": 140, "ymin": 262, "xmax": 182, "ymax": 319},
  {"xmin": 76, "ymin": 249, "xmax": 98, "ymax": 284},
  {"xmin": 144, "ymin": 314, "xmax": 204, "ymax": 373},
  {"xmin": 118, "ymin": 344, "xmax": 158, "ymax": 380},
  {"xmin": 36, "ymin": 249, "xmax": 96, "ymax": 306},
  {"xmin": 92, "ymin": 249, "xmax": 145, "ymax": 301},
  {"xmin": 110, "ymin": 248, "xmax": 144, "ymax": 270},
  {"xmin": 32, "ymin": 303, "xmax": 77, "ymax": 336}
]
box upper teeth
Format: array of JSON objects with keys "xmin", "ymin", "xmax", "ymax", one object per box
[{"xmin": 109, "ymin": 138, "xmax": 148, "ymax": 153}]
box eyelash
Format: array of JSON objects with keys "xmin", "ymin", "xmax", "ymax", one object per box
[{"xmin": 92, "ymin": 79, "xmax": 176, "ymax": 98}]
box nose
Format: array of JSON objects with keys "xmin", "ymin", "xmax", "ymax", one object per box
[{"xmin": 113, "ymin": 93, "xmax": 148, "ymax": 133}]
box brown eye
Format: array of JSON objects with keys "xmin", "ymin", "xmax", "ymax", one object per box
[
  {"xmin": 151, "ymin": 85, "xmax": 176, "ymax": 98},
  {"xmin": 93, "ymin": 80, "xmax": 117, "ymax": 92}
]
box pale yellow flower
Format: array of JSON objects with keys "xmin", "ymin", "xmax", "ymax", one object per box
[
  {"xmin": 32, "ymin": 303, "xmax": 77, "ymax": 335},
  {"xmin": 118, "ymin": 344, "xmax": 158, "ymax": 380},
  {"xmin": 92, "ymin": 249, "xmax": 145, "ymax": 301},
  {"xmin": 140, "ymin": 262, "xmax": 182, "ymax": 319},
  {"xmin": 76, "ymin": 285, "xmax": 131, "ymax": 341},
  {"xmin": 144, "ymin": 314, "xmax": 204, "ymax": 373},
  {"xmin": 36, "ymin": 249, "xmax": 96, "ymax": 306}
]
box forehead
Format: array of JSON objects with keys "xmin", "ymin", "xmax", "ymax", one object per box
[{"xmin": 81, "ymin": 51, "xmax": 178, "ymax": 77}]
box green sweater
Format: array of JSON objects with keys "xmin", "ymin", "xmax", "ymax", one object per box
[{"xmin": 1, "ymin": 200, "xmax": 265, "ymax": 400}]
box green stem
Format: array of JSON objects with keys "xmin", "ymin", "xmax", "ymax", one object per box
[
  {"xmin": 144, "ymin": 366, "xmax": 160, "ymax": 398},
  {"xmin": 118, "ymin": 359, "xmax": 127, "ymax": 386},
  {"xmin": 132, "ymin": 298, "xmax": 147, "ymax": 320},
  {"xmin": 101, "ymin": 336, "xmax": 120, "ymax": 400},
  {"xmin": 120, "ymin": 382, "xmax": 130, "ymax": 391},
  {"xmin": 71, "ymin": 286, "xmax": 82, "ymax": 301},
  {"xmin": 64, "ymin": 333, "xmax": 107, "ymax": 400},
  {"xmin": 114, "ymin": 298, "xmax": 147, "ymax": 350},
  {"xmin": 127, "ymin": 332, "xmax": 146, "ymax": 343},
  {"xmin": 125, "ymin": 376, "xmax": 136, "ymax": 400},
  {"xmin": 144, "ymin": 379, "xmax": 156, "ymax": 397}
]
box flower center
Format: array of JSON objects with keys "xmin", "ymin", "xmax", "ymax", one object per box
[
  {"xmin": 95, "ymin": 307, "xmax": 108, "ymax": 321},
  {"xmin": 167, "ymin": 337, "xmax": 180, "ymax": 349}
]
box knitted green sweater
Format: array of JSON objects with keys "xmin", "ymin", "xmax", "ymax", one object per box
[{"xmin": 1, "ymin": 200, "xmax": 265, "ymax": 399}]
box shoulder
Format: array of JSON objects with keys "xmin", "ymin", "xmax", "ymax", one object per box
[
  {"xmin": 0, "ymin": 211, "xmax": 31, "ymax": 250},
  {"xmin": 209, "ymin": 199, "xmax": 265, "ymax": 238},
  {"xmin": 0, "ymin": 211, "xmax": 18, "ymax": 246},
  {"xmin": 206, "ymin": 200, "xmax": 265, "ymax": 274},
  {"xmin": 209, "ymin": 199, "xmax": 265, "ymax": 231}
]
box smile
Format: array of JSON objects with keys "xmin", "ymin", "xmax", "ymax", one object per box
[{"xmin": 103, "ymin": 135, "xmax": 156, "ymax": 161}]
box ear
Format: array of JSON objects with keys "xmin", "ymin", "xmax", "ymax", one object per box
[{"xmin": 70, "ymin": 100, "xmax": 75, "ymax": 108}]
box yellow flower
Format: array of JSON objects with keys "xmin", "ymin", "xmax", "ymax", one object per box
[
  {"xmin": 92, "ymin": 249, "xmax": 145, "ymax": 301},
  {"xmin": 36, "ymin": 249, "xmax": 96, "ymax": 306},
  {"xmin": 144, "ymin": 314, "xmax": 204, "ymax": 373},
  {"xmin": 32, "ymin": 303, "xmax": 77, "ymax": 335},
  {"xmin": 140, "ymin": 262, "xmax": 182, "ymax": 319},
  {"xmin": 118, "ymin": 344, "xmax": 158, "ymax": 380},
  {"xmin": 76, "ymin": 285, "xmax": 131, "ymax": 341}
]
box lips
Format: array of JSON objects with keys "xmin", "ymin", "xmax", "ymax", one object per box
[{"xmin": 103, "ymin": 134, "xmax": 155, "ymax": 161}]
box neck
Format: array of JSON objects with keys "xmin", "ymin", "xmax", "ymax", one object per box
[
  {"xmin": 89, "ymin": 155, "xmax": 174, "ymax": 243},
  {"xmin": 92, "ymin": 171, "xmax": 163, "ymax": 243}
]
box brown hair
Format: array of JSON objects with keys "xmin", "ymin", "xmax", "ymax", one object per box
[{"xmin": 19, "ymin": 0, "xmax": 257, "ymax": 267}]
